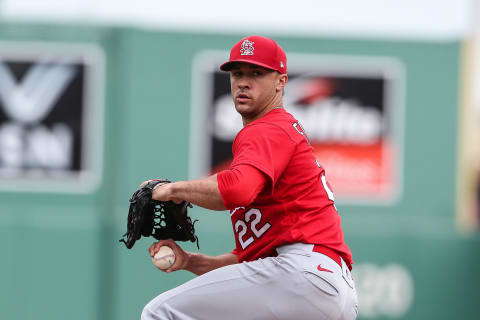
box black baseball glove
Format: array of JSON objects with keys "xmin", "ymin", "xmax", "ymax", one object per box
[{"xmin": 119, "ymin": 179, "xmax": 199, "ymax": 249}]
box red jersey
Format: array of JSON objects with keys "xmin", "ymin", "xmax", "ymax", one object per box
[{"xmin": 226, "ymin": 108, "xmax": 353, "ymax": 266}]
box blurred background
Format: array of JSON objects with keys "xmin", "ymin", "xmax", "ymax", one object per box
[{"xmin": 0, "ymin": 0, "xmax": 479, "ymax": 319}]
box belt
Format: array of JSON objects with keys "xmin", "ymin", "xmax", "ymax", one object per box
[{"xmin": 313, "ymin": 244, "xmax": 352, "ymax": 271}]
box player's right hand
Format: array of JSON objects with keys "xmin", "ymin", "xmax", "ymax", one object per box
[{"xmin": 149, "ymin": 239, "xmax": 190, "ymax": 273}]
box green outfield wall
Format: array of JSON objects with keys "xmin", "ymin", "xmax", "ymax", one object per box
[{"xmin": 0, "ymin": 23, "xmax": 478, "ymax": 320}]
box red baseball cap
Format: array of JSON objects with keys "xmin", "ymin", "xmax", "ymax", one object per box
[{"xmin": 220, "ymin": 35, "xmax": 287, "ymax": 74}]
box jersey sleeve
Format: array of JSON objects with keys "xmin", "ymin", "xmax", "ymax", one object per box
[
  {"xmin": 217, "ymin": 164, "xmax": 268, "ymax": 209},
  {"xmin": 231, "ymin": 123, "xmax": 296, "ymax": 187}
]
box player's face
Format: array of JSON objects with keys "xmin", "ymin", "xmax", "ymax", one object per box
[{"xmin": 230, "ymin": 63, "xmax": 287, "ymax": 124}]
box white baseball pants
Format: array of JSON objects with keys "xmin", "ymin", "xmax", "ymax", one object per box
[{"xmin": 141, "ymin": 243, "xmax": 358, "ymax": 320}]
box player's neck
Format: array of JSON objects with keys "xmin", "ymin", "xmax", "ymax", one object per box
[
  {"xmin": 241, "ymin": 91, "xmax": 283, "ymax": 126},
  {"xmin": 242, "ymin": 103, "xmax": 284, "ymax": 127}
]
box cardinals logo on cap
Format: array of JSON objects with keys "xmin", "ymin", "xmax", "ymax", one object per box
[{"xmin": 240, "ymin": 40, "xmax": 254, "ymax": 56}]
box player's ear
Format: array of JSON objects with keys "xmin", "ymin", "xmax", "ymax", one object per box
[{"xmin": 276, "ymin": 74, "xmax": 288, "ymax": 92}]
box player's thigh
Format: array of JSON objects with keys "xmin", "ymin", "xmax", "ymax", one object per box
[{"xmin": 141, "ymin": 257, "xmax": 338, "ymax": 320}]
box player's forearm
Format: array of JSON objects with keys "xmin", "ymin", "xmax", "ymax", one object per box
[
  {"xmin": 184, "ymin": 252, "xmax": 238, "ymax": 276},
  {"xmin": 170, "ymin": 175, "xmax": 226, "ymax": 211}
]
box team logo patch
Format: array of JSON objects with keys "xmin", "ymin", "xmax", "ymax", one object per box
[{"xmin": 240, "ymin": 40, "xmax": 254, "ymax": 56}]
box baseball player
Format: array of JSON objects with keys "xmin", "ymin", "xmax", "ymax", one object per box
[{"xmin": 142, "ymin": 35, "xmax": 358, "ymax": 320}]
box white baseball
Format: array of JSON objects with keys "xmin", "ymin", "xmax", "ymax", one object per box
[{"xmin": 152, "ymin": 246, "xmax": 175, "ymax": 270}]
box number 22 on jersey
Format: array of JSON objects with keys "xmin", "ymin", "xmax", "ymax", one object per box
[{"xmin": 234, "ymin": 208, "xmax": 271, "ymax": 250}]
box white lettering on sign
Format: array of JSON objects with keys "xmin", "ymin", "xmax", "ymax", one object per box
[
  {"xmin": 352, "ymin": 263, "xmax": 414, "ymax": 318},
  {"xmin": 0, "ymin": 123, "xmax": 73, "ymax": 171},
  {"xmin": 213, "ymin": 95, "xmax": 382, "ymax": 144},
  {"xmin": 0, "ymin": 60, "xmax": 77, "ymax": 124}
]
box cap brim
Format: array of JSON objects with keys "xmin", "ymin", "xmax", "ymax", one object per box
[{"xmin": 219, "ymin": 59, "xmax": 278, "ymax": 72}]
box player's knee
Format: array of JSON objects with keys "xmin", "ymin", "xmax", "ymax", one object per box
[
  {"xmin": 141, "ymin": 285, "xmax": 189, "ymax": 320},
  {"xmin": 141, "ymin": 303, "xmax": 170, "ymax": 320},
  {"xmin": 141, "ymin": 306, "xmax": 154, "ymax": 320}
]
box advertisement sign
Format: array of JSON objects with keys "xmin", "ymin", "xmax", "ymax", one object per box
[
  {"xmin": 0, "ymin": 42, "xmax": 105, "ymax": 193},
  {"xmin": 190, "ymin": 52, "xmax": 404, "ymax": 204}
]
